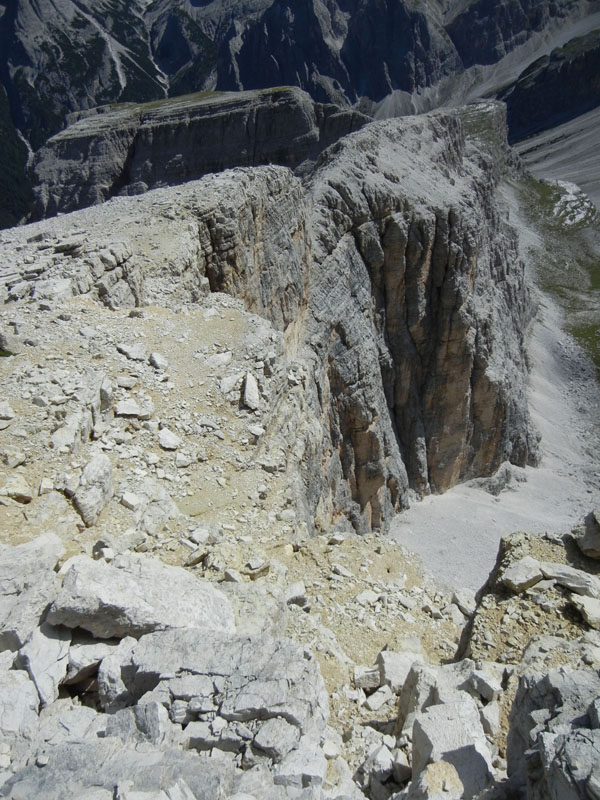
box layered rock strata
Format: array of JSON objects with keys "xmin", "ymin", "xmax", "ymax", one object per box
[
  {"xmin": 31, "ymin": 87, "xmax": 370, "ymax": 219},
  {"xmin": 3, "ymin": 102, "xmax": 538, "ymax": 534}
]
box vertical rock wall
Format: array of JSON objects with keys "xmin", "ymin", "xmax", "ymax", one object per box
[{"xmin": 191, "ymin": 103, "xmax": 538, "ymax": 533}]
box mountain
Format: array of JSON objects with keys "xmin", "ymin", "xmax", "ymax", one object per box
[
  {"xmin": 2, "ymin": 0, "xmax": 600, "ymax": 226},
  {"xmin": 0, "ymin": 99, "xmax": 598, "ymax": 800}
]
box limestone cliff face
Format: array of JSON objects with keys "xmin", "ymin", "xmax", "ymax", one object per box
[
  {"xmin": 31, "ymin": 88, "xmax": 370, "ymax": 219},
  {"xmin": 153, "ymin": 102, "xmax": 538, "ymax": 532},
  {"xmin": 295, "ymin": 103, "xmax": 538, "ymax": 530},
  {"xmin": 4, "ymin": 103, "xmax": 539, "ymax": 535}
]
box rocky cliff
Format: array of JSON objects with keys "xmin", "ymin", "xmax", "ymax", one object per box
[
  {"xmin": 0, "ymin": 94, "xmax": 598, "ymax": 800},
  {"xmin": 2, "ymin": 0, "xmax": 600, "ymax": 226},
  {"xmin": 500, "ymin": 28, "xmax": 600, "ymax": 141},
  {"xmin": 4, "ymin": 102, "xmax": 538, "ymax": 535},
  {"xmin": 31, "ymin": 87, "xmax": 370, "ymax": 219}
]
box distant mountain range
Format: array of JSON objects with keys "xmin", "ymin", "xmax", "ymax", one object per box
[{"xmin": 1, "ymin": 0, "xmax": 600, "ymax": 227}]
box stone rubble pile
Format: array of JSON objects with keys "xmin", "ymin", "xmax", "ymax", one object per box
[
  {"xmin": 4, "ymin": 524, "xmax": 600, "ymax": 799},
  {"xmin": 0, "ymin": 534, "xmax": 339, "ymax": 799}
]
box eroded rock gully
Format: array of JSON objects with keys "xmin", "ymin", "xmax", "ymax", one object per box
[{"xmin": 2, "ymin": 102, "xmax": 538, "ymax": 537}]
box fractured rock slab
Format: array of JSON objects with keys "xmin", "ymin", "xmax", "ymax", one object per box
[
  {"xmin": 73, "ymin": 453, "xmax": 113, "ymax": 527},
  {"xmin": 0, "ymin": 533, "xmax": 64, "ymax": 651},
  {"xmin": 47, "ymin": 553, "xmax": 235, "ymax": 639},
  {"xmin": 501, "ymin": 556, "xmax": 543, "ymax": 593},
  {"xmin": 540, "ymin": 562, "xmax": 600, "ymax": 598},
  {"xmin": 411, "ymin": 696, "xmax": 494, "ymax": 797},
  {"xmin": 16, "ymin": 622, "xmax": 71, "ymax": 706}
]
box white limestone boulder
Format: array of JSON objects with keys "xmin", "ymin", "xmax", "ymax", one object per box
[
  {"xmin": 0, "ymin": 533, "xmax": 64, "ymax": 651},
  {"xmin": 411, "ymin": 696, "xmax": 494, "ymax": 797},
  {"xmin": 47, "ymin": 553, "xmax": 235, "ymax": 639}
]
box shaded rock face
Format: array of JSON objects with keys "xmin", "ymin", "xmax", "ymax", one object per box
[
  {"xmin": 1, "ymin": 0, "xmax": 599, "ymax": 229},
  {"xmin": 215, "ymin": 0, "xmax": 460, "ymax": 103},
  {"xmin": 301, "ymin": 107, "xmax": 537, "ymax": 529},
  {"xmin": 507, "ymin": 667, "xmax": 600, "ymax": 800},
  {"xmin": 501, "ymin": 29, "xmax": 600, "ymax": 142},
  {"xmin": 445, "ymin": 0, "xmax": 579, "ymax": 68},
  {"xmin": 31, "ymin": 87, "xmax": 369, "ymax": 219}
]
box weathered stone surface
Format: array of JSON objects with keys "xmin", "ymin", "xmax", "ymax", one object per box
[
  {"xmin": 274, "ymin": 741, "xmax": 328, "ymax": 789},
  {"xmin": 1, "ymin": 738, "xmax": 235, "ymax": 800},
  {"xmin": 0, "ymin": 533, "xmax": 64, "ymax": 652},
  {"xmin": 116, "ymin": 341, "xmax": 147, "ymax": 362},
  {"xmin": 412, "ymin": 696, "xmax": 494, "ymax": 797},
  {"xmin": 32, "ymin": 88, "xmax": 369, "ymax": 219},
  {"xmin": 573, "ymin": 510, "xmax": 600, "ymax": 559},
  {"xmin": 253, "ymin": 717, "xmax": 301, "ymax": 760},
  {"xmin": 1, "ymin": 474, "xmax": 33, "ymax": 503},
  {"xmin": 377, "ymin": 650, "xmax": 424, "ymax": 694},
  {"xmin": 47, "ymin": 553, "xmax": 235, "ymax": 639},
  {"xmin": 397, "ymin": 659, "xmax": 477, "ymax": 737},
  {"xmin": 404, "ymin": 760, "xmax": 464, "ymax": 799},
  {"xmin": 158, "ymin": 428, "xmax": 181, "ymax": 451},
  {"xmin": 64, "ymin": 636, "xmax": 120, "ymax": 684},
  {"xmin": 571, "ymin": 594, "xmax": 600, "ymax": 629},
  {"xmin": 0, "ymin": 667, "xmax": 39, "ymax": 742},
  {"xmin": 73, "ymin": 453, "xmax": 113, "ymax": 527},
  {"xmin": 354, "ymin": 665, "xmax": 381, "ymax": 692},
  {"xmin": 501, "ymin": 555, "xmax": 544, "ymax": 593},
  {"xmin": 97, "ymin": 628, "xmax": 328, "ymax": 737},
  {"xmin": 243, "ymin": 372, "xmax": 261, "ymax": 411},
  {"xmin": 50, "ymin": 410, "xmax": 93, "ymax": 452},
  {"xmin": 16, "ymin": 622, "xmax": 70, "ymax": 706},
  {"xmin": 540, "ymin": 561, "xmax": 600, "ymax": 598},
  {"xmin": 507, "ymin": 666, "xmax": 600, "ymax": 796}
]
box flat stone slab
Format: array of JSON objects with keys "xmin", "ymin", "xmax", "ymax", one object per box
[
  {"xmin": 412, "ymin": 697, "xmax": 493, "ymax": 797},
  {"xmin": 540, "ymin": 562, "xmax": 600, "ymax": 598}
]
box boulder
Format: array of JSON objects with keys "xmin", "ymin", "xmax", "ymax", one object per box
[
  {"xmin": 47, "ymin": 553, "xmax": 235, "ymax": 639},
  {"xmin": 377, "ymin": 650, "xmax": 424, "ymax": 694},
  {"xmin": 573, "ymin": 510, "xmax": 600, "ymax": 559},
  {"xmin": 72, "ymin": 453, "xmax": 113, "ymax": 526},
  {"xmin": 571, "ymin": 594, "xmax": 600, "ymax": 629},
  {"xmin": 0, "ymin": 533, "xmax": 64, "ymax": 651},
  {"xmin": 16, "ymin": 622, "xmax": 70, "ymax": 706},
  {"xmin": 411, "ymin": 696, "xmax": 494, "ymax": 797},
  {"xmin": 243, "ymin": 372, "xmax": 261, "ymax": 411},
  {"xmin": 540, "ymin": 562, "xmax": 600, "ymax": 598},
  {"xmin": 501, "ymin": 556, "xmax": 543, "ymax": 593}
]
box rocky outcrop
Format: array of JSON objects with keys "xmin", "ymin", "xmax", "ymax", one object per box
[
  {"xmin": 4, "ymin": 101, "xmax": 539, "ymax": 535},
  {"xmin": 297, "ymin": 102, "xmax": 538, "ymax": 529},
  {"xmin": 215, "ymin": 0, "xmax": 461, "ymax": 103},
  {"xmin": 444, "ymin": 0, "xmax": 581, "ymax": 68},
  {"xmin": 32, "ymin": 87, "xmax": 370, "ymax": 219}
]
